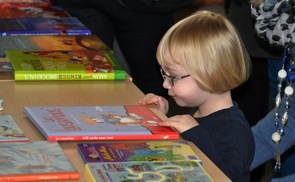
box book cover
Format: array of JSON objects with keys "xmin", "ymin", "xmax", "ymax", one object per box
[
  {"xmin": 6, "ymin": 49, "xmax": 126, "ymax": 80},
  {"xmin": 0, "ymin": 7, "xmax": 71, "ymax": 18},
  {"xmin": 0, "ymin": 115, "xmax": 29, "ymax": 142},
  {"xmin": 23, "ymin": 105, "xmax": 179, "ymax": 141},
  {"xmin": 0, "ymin": 141, "xmax": 80, "ymax": 181},
  {"xmin": 0, "ymin": 17, "xmax": 91, "ymax": 36},
  {"xmin": 0, "ymin": 0, "xmax": 51, "ymax": 8},
  {"xmin": 77, "ymin": 141, "xmax": 200, "ymax": 163},
  {"xmin": 85, "ymin": 160, "xmax": 212, "ymax": 182},
  {"xmin": 0, "ymin": 34, "xmax": 110, "ymax": 57}
]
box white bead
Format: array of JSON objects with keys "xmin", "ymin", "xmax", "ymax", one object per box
[
  {"xmin": 284, "ymin": 86, "xmax": 294, "ymax": 96},
  {"xmin": 278, "ymin": 69, "xmax": 287, "ymax": 79},
  {"xmin": 272, "ymin": 132, "xmax": 281, "ymax": 142}
]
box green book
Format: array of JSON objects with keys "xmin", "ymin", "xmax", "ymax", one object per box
[{"xmin": 5, "ymin": 50, "xmax": 126, "ymax": 81}]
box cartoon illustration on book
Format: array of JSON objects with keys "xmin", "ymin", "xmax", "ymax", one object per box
[{"xmin": 21, "ymin": 50, "xmax": 113, "ymax": 73}]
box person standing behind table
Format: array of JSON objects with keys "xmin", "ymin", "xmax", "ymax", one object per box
[
  {"xmin": 139, "ymin": 11, "xmax": 255, "ymax": 182},
  {"xmin": 52, "ymin": 0, "xmax": 182, "ymax": 98},
  {"xmin": 225, "ymin": 0, "xmax": 284, "ymax": 126}
]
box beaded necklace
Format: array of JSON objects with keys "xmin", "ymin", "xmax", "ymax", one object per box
[{"xmin": 272, "ymin": 46, "xmax": 295, "ymax": 172}]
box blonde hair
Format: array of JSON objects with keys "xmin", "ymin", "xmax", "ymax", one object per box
[{"xmin": 156, "ymin": 10, "xmax": 251, "ymax": 94}]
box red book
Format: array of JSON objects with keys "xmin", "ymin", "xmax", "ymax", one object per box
[
  {"xmin": 0, "ymin": 0, "xmax": 52, "ymax": 8},
  {"xmin": 0, "ymin": 141, "xmax": 79, "ymax": 181},
  {"xmin": 23, "ymin": 105, "xmax": 180, "ymax": 141},
  {"xmin": 0, "ymin": 7, "xmax": 70, "ymax": 18}
]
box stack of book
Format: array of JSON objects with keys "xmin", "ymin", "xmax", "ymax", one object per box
[{"xmin": 0, "ymin": 0, "xmax": 127, "ymax": 81}]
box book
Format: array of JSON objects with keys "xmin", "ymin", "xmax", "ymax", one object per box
[
  {"xmin": 0, "ymin": 34, "xmax": 110, "ymax": 57},
  {"xmin": 0, "ymin": 115, "xmax": 29, "ymax": 142},
  {"xmin": 85, "ymin": 160, "xmax": 212, "ymax": 182},
  {"xmin": 0, "ymin": 17, "xmax": 91, "ymax": 36},
  {"xmin": 23, "ymin": 105, "xmax": 179, "ymax": 141},
  {"xmin": 77, "ymin": 141, "xmax": 201, "ymax": 163},
  {"xmin": 0, "ymin": 7, "xmax": 71, "ymax": 18},
  {"xmin": 6, "ymin": 50, "xmax": 126, "ymax": 80},
  {"xmin": 0, "ymin": 141, "xmax": 80, "ymax": 181},
  {"xmin": 0, "ymin": 0, "xmax": 52, "ymax": 8}
]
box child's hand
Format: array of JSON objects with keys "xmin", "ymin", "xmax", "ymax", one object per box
[
  {"xmin": 159, "ymin": 114, "xmax": 198, "ymax": 133},
  {"xmin": 138, "ymin": 93, "xmax": 169, "ymax": 115}
]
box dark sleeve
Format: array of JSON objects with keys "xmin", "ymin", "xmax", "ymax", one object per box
[{"xmin": 181, "ymin": 123, "xmax": 254, "ymax": 182}]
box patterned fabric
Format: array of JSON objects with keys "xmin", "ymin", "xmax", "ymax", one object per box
[{"xmin": 251, "ymin": 0, "xmax": 295, "ymax": 47}]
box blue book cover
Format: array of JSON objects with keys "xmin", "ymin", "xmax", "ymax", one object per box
[
  {"xmin": 0, "ymin": 17, "xmax": 91, "ymax": 35},
  {"xmin": 0, "ymin": 141, "xmax": 80, "ymax": 181},
  {"xmin": 23, "ymin": 105, "xmax": 179, "ymax": 141}
]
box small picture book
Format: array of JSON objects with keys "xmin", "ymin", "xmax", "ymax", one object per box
[
  {"xmin": 85, "ymin": 160, "xmax": 213, "ymax": 182},
  {"xmin": 6, "ymin": 50, "xmax": 126, "ymax": 80},
  {"xmin": 77, "ymin": 141, "xmax": 201, "ymax": 164},
  {"xmin": 0, "ymin": 141, "xmax": 80, "ymax": 181},
  {"xmin": 0, "ymin": 115, "xmax": 29, "ymax": 142},
  {"xmin": 23, "ymin": 105, "xmax": 179, "ymax": 141}
]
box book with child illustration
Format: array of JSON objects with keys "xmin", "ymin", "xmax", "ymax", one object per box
[
  {"xmin": 6, "ymin": 49, "xmax": 126, "ymax": 80},
  {"xmin": 0, "ymin": 141, "xmax": 80, "ymax": 181},
  {"xmin": 0, "ymin": 6, "xmax": 71, "ymax": 18},
  {"xmin": 0, "ymin": 115, "xmax": 29, "ymax": 142},
  {"xmin": 23, "ymin": 105, "xmax": 179, "ymax": 141},
  {"xmin": 0, "ymin": 17, "xmax": 91, "ymax": 36},
  {"xmin": 84, "ymin": 160, "xmax": 212, "ymax": 182},
  {"xmin": 0, "ymin": 34, "xmax": 110, "ymax": 57},
  {"xmin": 77, "ymin": 141, "xmax": 200, "ymax": 164},
  {"xmin": 0, "ymin": 0, "xmax": 52, "ymax": 8}
]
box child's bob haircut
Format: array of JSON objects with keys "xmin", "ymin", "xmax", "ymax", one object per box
[{"xmin": 156, "ymin": 10, "xmax": 251, "ymax": 94}]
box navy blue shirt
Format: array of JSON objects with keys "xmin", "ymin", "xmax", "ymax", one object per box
[{"xmin": 181, "ymin": 103, "xmax": 254, "ymax": 182}]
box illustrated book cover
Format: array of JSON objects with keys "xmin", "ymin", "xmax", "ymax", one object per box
[
  {"xmin": 23, "ymin": 105, "xmax": 179, "ymax": 141},
  {"xmin": 0, "ymin": 17, "xmax": 91, "ymax": 36},
  {"xmin": 77, "ymin": 141, "xmax": 201, "ymax": 163},
  {"xmin": 0, "ymin": 141, "xmax": 80, "ymax": 181},
  {"xmin": 6, "ymin": 49, "xmax": 126, "ymax": 80},
  {"xmin": 0, "ymin": 0, "xmax": 52, "ymax": 8},
  {"xmin": 0, "ymin": 7, "xmax": 71, "ymax": 18},
  {"xmin": 0, "ymin": 115, "xmax": 29, "ymax": 142},
  {"xmin": 0, "ymin": 34, "xmax": 110, "ymax": 57},
  {"xmin": 85, "ymin": 160, "xmax": 212, "ymax": 182}
]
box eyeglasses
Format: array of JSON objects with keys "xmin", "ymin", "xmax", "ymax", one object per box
[{"xmin": 160, "ymin": 68, "xmax": 190, "ymax": 86}]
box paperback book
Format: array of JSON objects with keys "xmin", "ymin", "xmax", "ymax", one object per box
[
  {"xmin": 85, "ymin": 160, "xmax": 212, "ymax": 182},
  {"xmin": 0, "ymin": 115, "xmax": 29, "ymax": 142},
  {"xmin": 0, "ymin": 7, "xmax": 71, "ymax": 18},
  {"xmin": 0, "ymin": 17, "xmax": 91, "ymax": 36},
  {"xmin": 0, "ymin": 141, "xmax": 80, "ymax": 181},
  {"xmin": 77, "ymin": 141, "xmax": 201, "ymax": 163},
  {"xmin": 6, "ymin": 49, "xmax": 126, "ymax": 80},
  {"xmin": 23, "ymin": 105, "xmax": 179, "ymax": 141},
  {"xmin": 0, "ymin": 34, "xmax": 110, "ymax": 57}
]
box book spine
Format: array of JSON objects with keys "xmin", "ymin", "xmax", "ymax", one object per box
[
  {"xmin": 14, "ymin": 72, "xmax": 126, "ymax": 80},
  {"xmin": 48, "ymin": 134, "xmax": 179, "ymax": 141},
  {"xmin": 0, "ymin": 172, "xmax": 79, "ymax": 182}
]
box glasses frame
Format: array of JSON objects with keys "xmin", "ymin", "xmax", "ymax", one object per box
[{"xmin": 160, "ymin": 68, "xmax": 190, "ymax": 86}]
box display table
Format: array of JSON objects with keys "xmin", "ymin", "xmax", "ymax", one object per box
[{"xmin": 0, "ymin": 75, "xmax": 231, "ymax": 181}]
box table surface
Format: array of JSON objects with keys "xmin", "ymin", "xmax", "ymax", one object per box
[{"xmin": 0, "ymin": 71, "xmax": 231, "ymax": 182}]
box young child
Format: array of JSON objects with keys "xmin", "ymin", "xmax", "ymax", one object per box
[{"xmin": 139, "ymin": 10, "xmax": 255, "ymax": 182}]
